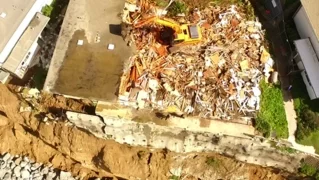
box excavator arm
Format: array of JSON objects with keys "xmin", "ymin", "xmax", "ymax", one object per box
[
  {"xmin": 133, "ymin": 16, "xmax": 181, "ymax": 32},
  {"xmin": 132, "ymin": 16, "xmax": 202, "ymax": 52}
]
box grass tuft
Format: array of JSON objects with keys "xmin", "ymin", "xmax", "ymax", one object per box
[{"xmin": 256, "ymin": 81, "xmax": 288, "ymax": 138}]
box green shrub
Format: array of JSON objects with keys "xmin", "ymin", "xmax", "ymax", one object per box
[
  {"xmin": 292, "ymin": 75, "xmax": 319, "ymax": 152},
  {"xmin": 297, "ymin": 131, "xmax": 319, "ymax": 154},
  {"xmin": 296, "ymin": 122, "xmax": 310, "ymax": 140},
  {"xmin": 299, "ymin": 162, "xmax": 318, "ymax": 177},
  {"xmin": 279, "ymin": 146, "xmax": 296, "ymax": 154},
  {"xmin": 295, "ymin": 108, "xmax": 319, "ymax": 142},
  {"xmin": 168, "ymin": 1, "xmax": 187, "ymax": 16},
  {"xmin": 243, "ymin": 1, "xmax": 255, "ymax": 20},
  {"xmin": 256, "ymin": 118, "xmax": 271, "ymax": 137},
  {"xmin": 291, "ymin": 74, "xmax": 319, "ymax": 113},
  {"xmin": 316, "ymin": 171, "xmax": 319, "ymax": 179},
  {"xmin": 42, "ymin": 5, "xmax": 53, "ymax": 17},
  {"xmin": 302, "ymin": 109, "xmax": 319, "ymax": 130}
]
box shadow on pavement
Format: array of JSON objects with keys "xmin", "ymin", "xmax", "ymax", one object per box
[{"xmin": 109, "ymin": 24, "xmax": 122, "ymax": 36}]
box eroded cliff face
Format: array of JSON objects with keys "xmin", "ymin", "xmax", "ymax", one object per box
[{"xmin": 0, "ymin": 84, "xmax": 300, "ymax": 179}]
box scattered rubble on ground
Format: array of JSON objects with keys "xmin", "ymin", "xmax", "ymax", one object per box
[
  {"xmin": 37, "ymin": 33, "xmax": 59, "ymax": 70},
  {"xmin": 119, "ymin": 1, "xmax": 275, "ymax": 122},
  {"xmin": 35, "ymin": 8, "xmax": 67, "ymax": 70},
  {"xmin": 0, "ymin": 153, "xmax": 76, "ymax": 180},
  {"xmin": 8, "ymin": 86, "xmax": 94, "ymax": 122}
]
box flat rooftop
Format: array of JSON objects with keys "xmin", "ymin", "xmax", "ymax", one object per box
[
  {"xmin": 0, "ymin": 0, "xmax": 36, "ymax": 54},
  {"xmin": 44, "ymin": 0, "xmax": 133, "ymax": 101},
  {"xmin": 301, "ymin": 0, "xmax": 319, "ymax": 40},
  {"xmin": 2, "ymin": 13, "xmax": 49, "ymax": 77},
  {"xmin": 294, "ymin": 39, "xmax": 319, "ymax": 99}
]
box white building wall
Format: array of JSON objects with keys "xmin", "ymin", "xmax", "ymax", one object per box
[
  {"xmin": 294, "ymin": 39, "xmax": 319, "ymax": 100},
  {"xmin": 293, "ymin": 6, "xmax": 319, "ymax": 57},
  {"xmin": 14, "ymin": 39, "xmax": 39, "ymax": 78},
  {"xmin": 300, "ymin": 71, "xmax": 317, "ymax": 100},
  {"xmin": 0, "ymin": 0, "xmax": 49, "ymax": 64}
]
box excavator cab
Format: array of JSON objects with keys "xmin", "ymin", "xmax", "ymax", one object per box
[
  {"xmin": 188, "ymin": 25, "xmax": 200, "ymax": 39},
  {"xmin": 133, "ymin": 16, "xmax": 202, "ymax": 51},
  {"xmin": 174, "ymin": 24, "xmax": 201, "ymax": 43}
]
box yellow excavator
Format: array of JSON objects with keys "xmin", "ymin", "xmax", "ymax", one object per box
[{"xmin": 132, "ymin": 16, "xmax": 202, "ymax": 52}]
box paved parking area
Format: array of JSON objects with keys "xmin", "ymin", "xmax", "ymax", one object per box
[{"xmin": 44, "ymin": 0, "xmax": 133, "ymax": 101}]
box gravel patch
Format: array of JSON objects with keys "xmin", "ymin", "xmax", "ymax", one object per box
[{"xmin": 0, "ymin": 152, "xmax": 77, "ymax": 180}]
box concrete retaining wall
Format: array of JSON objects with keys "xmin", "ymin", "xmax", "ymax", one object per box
[{"xmin": 66, "ymin": 111, "xmax": 305, "ymax": 172}]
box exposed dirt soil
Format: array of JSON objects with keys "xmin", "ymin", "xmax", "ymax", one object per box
[
  {"xmin": 0, "ymin": 84, "xmax": 302, "ymax": 179},
  {"xmin": 40, "ymin": 92, "xmax": 95, "ymax": 115}
]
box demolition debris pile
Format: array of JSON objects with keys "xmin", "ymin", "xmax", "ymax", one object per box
[{"xmin": 119, "ymin": 1, "xmax": 274, "ymax": 121}]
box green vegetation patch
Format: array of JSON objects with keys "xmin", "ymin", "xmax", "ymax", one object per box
[
  {"xmin": 43, "ymin": 0, "xmax": 69, "ymax": 25},
  {"xmin": 168, "ymin": 1, "xmax": 187, "ymax": 16},
  {"xmin": 41, "ymin": 0, "xmax": 56, "ymax": 17},
  {"xmin": 291, "ymin": 74, "xmax": 319, "ymax": 153},
  {"xmin": 269, "ymin": 141, "xmax": 296, "ymax": 154},
  {"xmin": 297, "ymin": 131, "xmax": 319, "ymax": 154},
  {"xmin": 256, "ymin": 81, "xmax": 288, "ymax": 138},
  {"xmin": 299, "ymin": 162, "xmax": 319, "ymax": 178},
  {"xmin": 277, "ymin": 145, "xmax": 297, "ymax": 154},
  {"xmin": 42, "ymin": 5, "xmax": 53, "ymax": 17}
]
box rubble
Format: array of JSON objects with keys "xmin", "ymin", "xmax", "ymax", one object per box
[
  {"xmin": 13, "ymin": 86, "xmax": 93, "ymax": 123},
  {"xmin": 118, "ymin": 1, "xmax": 274, "ymax": 121},
  {"xmin": 36, "ymin": 32, "xmax": 59, "ymax": 70},
  {"xmin": 0, "ymin": 153, "xmax": 78, "ymax": 180}
]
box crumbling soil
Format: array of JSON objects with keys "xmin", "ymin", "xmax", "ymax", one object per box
[
  {"xmin": 0, "ymin": 84, "xmax": 302, "ymax": 179},
  {"xmin": 40, "ymin": 93, "xmax": 95, "ymax": 115}
]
